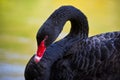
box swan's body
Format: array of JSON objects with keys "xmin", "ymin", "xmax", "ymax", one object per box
[
  {"xmin": 25, "ymin": 6, "xmax": 120, "ymax": 80},
  {"xmin": 51, "ymin": 32, "xmax": 120, "ymax": 80}
]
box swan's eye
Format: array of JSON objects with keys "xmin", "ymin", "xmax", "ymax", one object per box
[{"xmin": 34, "ymin": 36, "xmax": 48, "ymax": 63}]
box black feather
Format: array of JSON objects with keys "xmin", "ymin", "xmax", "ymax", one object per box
[{"xmin": 25, "ymin": 6, "xmax": 120, "ymax": 80}]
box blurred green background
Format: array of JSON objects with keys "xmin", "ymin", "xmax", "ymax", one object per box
[{"xmin": 0, "ymin": 0, "xmax": 120, "ymax": 80}]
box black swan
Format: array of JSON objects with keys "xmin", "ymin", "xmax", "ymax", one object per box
[{"xmin": 24, "ymin": 6, "xmax": 120, "ymax": 80}]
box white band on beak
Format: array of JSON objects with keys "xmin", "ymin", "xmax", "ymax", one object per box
[{"xmin": 34, "ymin": 54, "xmax": 42, "ymax": 63}]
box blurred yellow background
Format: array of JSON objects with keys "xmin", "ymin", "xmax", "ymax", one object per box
[{"xmin": 0, "ymin": 0, "xmax": 120, "ymax": 80}]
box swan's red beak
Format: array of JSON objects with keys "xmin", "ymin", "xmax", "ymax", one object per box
[{"xmin": 34, "ymin": 36, "xmax": 48, "ymax": 63}]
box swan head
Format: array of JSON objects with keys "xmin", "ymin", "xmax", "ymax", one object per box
[{"xmin": 34, "ymin": 36, "xmax": 48, "ymax": 63}]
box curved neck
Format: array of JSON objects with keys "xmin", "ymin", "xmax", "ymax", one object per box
[{"xmin": 37, "ymin": 6, "xmax": 89, "ymax": 46}]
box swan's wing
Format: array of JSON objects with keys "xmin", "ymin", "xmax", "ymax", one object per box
[
  {"xmin": 90, "ymin": 31, "xmax": 120, "ymax": 41},
  {"xmin": 50, "ymin": 31, "xmax": 120, "ymax": 80},
  {"xmin": 87, "ymin": 31, "xmax": 120, "ymax": 60},
  {"xmin": 86, "ymin": 31, "xmax": 120, "ymax": 75}
]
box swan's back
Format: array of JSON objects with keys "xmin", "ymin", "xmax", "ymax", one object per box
[
  {"xmin": 50, "ymin": 31, "xmax": 120, "ymax": 80},
  {"xmin": 81, "ymin": 31, "xmax": 120, "ymax": 80}
]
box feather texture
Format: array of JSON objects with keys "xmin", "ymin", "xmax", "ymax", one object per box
[
  {"xmin": 51, "ymin": 32, "xmax": 120, "ymax": 80},
  {"xmin": 25, "ymin": 6, "xmax": 120, "ymax": 80}
]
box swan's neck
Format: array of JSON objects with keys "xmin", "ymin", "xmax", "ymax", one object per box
[
  {"xmin": 37, "ymin": 6, "xmax": 89, "ymax": 46},
  {"xmin": 50, "ymin": 6, "xmax": 89, "ymax": 38}
]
